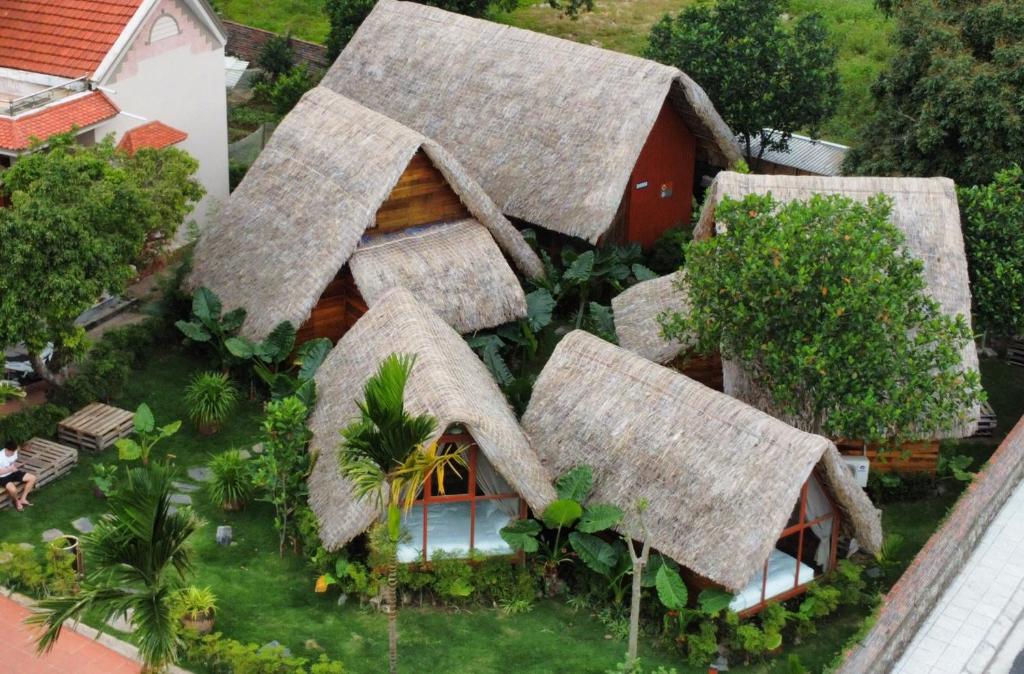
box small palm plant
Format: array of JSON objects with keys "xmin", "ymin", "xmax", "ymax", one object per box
[
  {"xmin": 184, "ymin": 371, "xmax": 238, "ymax": 435},
  {"xmin": 29, "ymin": 462, "xmax": 202, "ymax": 673},
  {"xmin": 338, "ymin": 353, "xmax": 466, "ymax": 674},
  {"xmin": 172, "ymin": 585, "xmax": 218, "ymax": 634},
  {"xmin": 208, "ymin": 449, "xmax": 254, "ymax": 511}
]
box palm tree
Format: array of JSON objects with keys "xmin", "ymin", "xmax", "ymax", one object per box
[
  {"xmin": 29, "ymin": 462, "xmax": 202, "ymax": 673},
  {"xmin": 339, "ymin": 353, "xmax": 465, "ymax": 674}
]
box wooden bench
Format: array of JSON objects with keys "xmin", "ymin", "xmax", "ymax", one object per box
[
  {"xmin": 58, "ymin": 403, "xmax": 135, "ymax": 452},
  {"xmin": 0, "ymin": 438, "xmax": 78, "ymax": 510}
]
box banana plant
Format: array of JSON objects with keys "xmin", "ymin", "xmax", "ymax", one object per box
[
  {"xmin": 225, "ymin": 321, "xmax": 331, "ymax": 409},
  {"xmin": 115, "ymin": 403, "xmax": 181, "ymax": 465},
  {"xmin": 175, "ymin": 287, "xmax": 247, "ymax": 370}
]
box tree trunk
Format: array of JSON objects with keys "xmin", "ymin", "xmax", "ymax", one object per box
[
  {"xmin": 29, "ymin": 351, "xmax": 65, "ymax": 387},
  {"xmin": 626, "ymin": 538, "xmax": 651, "ymax": 668},
  {"xmin": 386, "ymin": 556, "xmax": 399, "ymax": 674}
]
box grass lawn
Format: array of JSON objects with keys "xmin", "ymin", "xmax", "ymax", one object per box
[
  {"xmin": 218, "ymin": 0, "xmax": 330, "ymax": 44},
  {"xmin": 2, "ymin": 348, "xmax": 1020, "ymax": 672}
]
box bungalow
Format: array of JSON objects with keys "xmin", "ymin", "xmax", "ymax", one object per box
[
  {"xmin": 321, "ymin": 0, "xmax": 740, "ymax": 248},
  {"xmin": 307, "ymin": 287, "xmax": 557, "ymax": 561},
  {"xmin": 188, "ymin": 86, "xmax": 543, "ymax": 343},
  {"xmin": 523, "ymin": 330, "xmax": 882, "ymax": 612},
  {"xmin": 0, "ymin": 0, "xmax": 229, "ymax": 229}
]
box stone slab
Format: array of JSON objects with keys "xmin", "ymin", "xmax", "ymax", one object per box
[
  {"xmin": 187, "ymin": 467, "xmax": 212, "ymax": 482},
  {"xmin": 41, "ymin": 529, "xmax": 64, "ymax": 543},
  {"xmin": 71, "ymin": 517, "xmax": 94, "ymax": 533}
]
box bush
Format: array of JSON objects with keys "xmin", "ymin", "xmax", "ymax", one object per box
[
  {"xmin": 229, "ymin": 161, "xmax": 251, "ymax": 192},
  {"xmin": 183, "ymin": 631, "xmax": 345, "ymax": 673},
  {"xmin": 0, "ymin": 404, "xmax": 70, "ymax": 444},
  {"xmin": 257, "ymin": 65, "xmax": 319, "ymax": 116},
  {"xmin": 646, "ymin": 226, "xmax": 691, "ymax": 275},
  {"xmin": 256, "ymin": 33, "xmax": 294, "ymax": 82},
  {"xmin": 208, "ymin": 449, "xmax": 254, "ymax": 510},
  {"xmin": 185, "ymin": 371, "xmax": 238, "ymax": 432}
]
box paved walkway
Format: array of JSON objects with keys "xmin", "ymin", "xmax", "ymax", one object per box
[
  {"xmin": 894, "ymin": 479, "xmax": 1024, "ymax": 673},
  {"xmin": 0, "ymin": 594, "xmax": 141, "ymax": 674}
]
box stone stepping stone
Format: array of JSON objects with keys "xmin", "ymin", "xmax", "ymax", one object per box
[
  {"xmin": 237, "ymin": 449, "xmax": 251, "ymax": 460},
  {"xmin": 41, "ymin": 529, "xmax": 64, "ymax": 543},
  {"xmin": 172, "ymin": 481, "xmax": 201, "ymax": 493},
  {"xmin": 259, "ymin": 641, "xmax": 292, "ymax": 657},
  {"xmin": 251, "ymin": 443, "xmax": 263, "ymax": 455},
  {"xmin": 169, "ymin": 493, "xmax": 192, "ymax": 505},
  {"xmin": 71, "ymin": 517, "xmax": 94, "ymax": 533},
  {"xmin": 187, "ymin": 467, "xmax": 212, "ymax": 482},
  {"xmin": 106, "ymin": 608, "xmax": 135, "ymax": 633}
]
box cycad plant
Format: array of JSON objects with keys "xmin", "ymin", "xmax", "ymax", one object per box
[
  {"xmin": 184, "ymin": 371, "xmax": 238, "ymax": 435},
  {"xmin": 338, "ymin": 354, "xmax": 466, "ymax": 674},
  {"xmin": 29, "ymin": 462, "xmax": 202, "ymax": 673}
]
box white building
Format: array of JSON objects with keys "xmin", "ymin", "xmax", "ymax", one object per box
[{"xmin": 0, "ymin": 0, "xmax": 229, "ymax": 230}]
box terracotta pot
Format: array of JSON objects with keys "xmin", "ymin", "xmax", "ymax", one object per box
[
  {"xmin": 222, "ymin": 499, "xmax": 244, "ymax": 512},
  {"xmin": 198, "ymin": 421, "xmax": 220, "ymax": 436},
  {"xmin": 181, "ymin": 610, "xmax": 215, "ymax": 635}
]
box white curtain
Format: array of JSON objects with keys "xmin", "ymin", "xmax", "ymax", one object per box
[
  {"xmin": 805, "ymin": 476, "xmax": 835, "ymax": 568},
  {"xmin": 474, "ymin": 450, "xmax": 519, "ymax": 517}
]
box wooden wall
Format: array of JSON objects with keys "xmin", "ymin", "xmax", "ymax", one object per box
[
  {"xmin": 295, "ymin": 268, "xmax": 367, "ymax": 345},
  {"xmin": 835, "ymin": 439, "xmax": 941, "ymax": 474},
  {"xmin": 670, "ymin": 351, "xmax": 724, "ymax": 391},
  {"xmin": 374, "ymin": 150, "xmax": 469, "ymax": 232},
  {"xmin": 624, "ymin": 102, "xmax": 697, "ymax": 248}
]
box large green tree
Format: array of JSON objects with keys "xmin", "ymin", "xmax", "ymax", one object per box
[
  {"xmin": 0, "ymin": 135, "xmax": 202, "ymax": 383},
  {"xmin": 844, "ymin": 0, "xmax": 1024, "ymax": 186},
  {"xmin": 662, "ymin": 193, "xmax": 982, "ymax": 447},
  {"xmin": 644, "ymin": 0, "xmax": 840, "ymax": 167},
  {"xmin": 958, "ymin": 165, "xmax": 1024, "ymax": 338}
]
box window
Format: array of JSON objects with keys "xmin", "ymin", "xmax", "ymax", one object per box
[
  {"xmin": 149, "ymin": 15, "xmax": 180, "ymax": 43},
  {"xmin": 730, "ymin": 472, "xmax": 839, "ymax": 614},
  {"xmin": 398, "ymin": 434, "xmax": 524, "ymax": 563}
]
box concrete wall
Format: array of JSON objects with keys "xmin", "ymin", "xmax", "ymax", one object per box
[{"xmin": 99, "ymin": 0, "xmax": 229, "ymax": 236}]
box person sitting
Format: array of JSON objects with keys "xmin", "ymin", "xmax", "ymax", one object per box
[{"xmin": 1, "ymin": 439, "xmax": 36, "ymax": 511}]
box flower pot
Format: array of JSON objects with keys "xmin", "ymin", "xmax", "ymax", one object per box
[
  {"xmin": 58, "ymin": 535, "xmax": 84, "ymax": 575},
  {"xmin": 222, "ymin": 499, "xmax": 244, "ymax": 512},
  {"xmin": 198, "ymin": 421, "xmax": 220, "ymax": 436},
  {"xmin": 180, "ymin": 610, "xmax": 215, "ymax": 635}
]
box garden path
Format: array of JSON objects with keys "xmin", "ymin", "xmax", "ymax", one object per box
[
  {"xmin": 0, "ymin": 593, "xmax": 141, "ymax": 673},
  {"xmin": 893, "ymin": 478, "xmax": 1024, "ymax": 673}
]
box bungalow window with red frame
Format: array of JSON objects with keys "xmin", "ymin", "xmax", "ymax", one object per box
[
  {"xmin": 397, "ymin": 433, "xmax": 525, "ymax": 563},
  {"xmin": 730, "ymin": 472, "xmax": 840, "ymax": 614}
]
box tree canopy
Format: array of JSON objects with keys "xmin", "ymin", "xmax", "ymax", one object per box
[
  {"xmin": 644, "ymin": 0, "xmax": 840, "ymax": 166},
  {"xmin": 958, "ymin": 165, "xmax": 1024, "ymax": 338},
  {"xmin": 662, "ymin": 192, "xmax": 982, "ymax": 446},
  {"xmin": 844, "ymin": 0, "xmax": 1024, "ymax": 186},
  {"xmin": 0, "ymin": 134, "xmax": 203, "ymax": 382}
]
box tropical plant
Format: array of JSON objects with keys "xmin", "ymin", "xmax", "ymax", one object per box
[
  {"xmin": 173, "ymin": 585, "xmax": 217, "ymax": 634},
  {"xmin": 645, "ymin": 0, "xmax": 839, "ymax": 168},
  {"xmin": 29, "ymin": 462, "xmax": 203, "ymax": 672},
  {"xmin": 184, "ymin": 371, "xmax": 238, "ymax": 434},
  {"xmin": 337, "ymin": 353, "xmax": 466, "ymax": 674},
  {"xmin": 90, "ymin": 462, "xmax": 119, "ymax": 498},
  {"xmin": 175, "ymin": 287, "xmax": 247, "ymax": 371},
  {"xmin": 208, "ymin": 449, "xmax": 254, "ymax": 511},
  {"xmin": 663, "ymin": 192, "xmax": 984, "ymax": 450},
  {"xmin": 115, "ymin": 403, "xmax": 182, "ymax": 465},
  {"xmin": 958, "ymin": 165, "xmax": 1024, "ymax": 338},
  {"xmin": 0, "ymin": 381, "xmax": 25, "ymax": 402},
  {"xmin": 252, "ymin": 396, "xmax": 313, "ymax": 555},
  {"xmin": 263, "ymin": 64, "xmax": 319, "ymax": 116},
  {"xmin": 227, "ymin": 321, "xmax": 331, "ymax": 408}
]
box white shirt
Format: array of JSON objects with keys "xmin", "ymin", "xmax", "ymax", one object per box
[{"xmin": 0, "ymin": 451, "xmax": 17, "ymax": 471}]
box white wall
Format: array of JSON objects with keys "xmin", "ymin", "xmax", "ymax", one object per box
[{"xmin": 98, "ymin": 0, "xmax": 228, "ymax": 240}]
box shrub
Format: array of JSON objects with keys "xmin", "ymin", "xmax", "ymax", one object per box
[
  {"xmin": 208, "ymin": 449, "xmax": 254, "ymax": 510},
  {"xmin": 646, "ymin": 226, "xmax": 691, "ymax": 275},
  {"xmin": 183, "ymin": 630, "xmax": 346, "ymax": 673},
  {"xmin": 0, "ymin": 542, "xmax": 47, "ymax": 592},
  {"xmin": 229, "ymin": 160, "xmax": 250, "ymax": 192},
  {"xmin": 0, "ymin": 404, "xmax": 70, "ymax": 444},
  {"xmin": 256, "ymin": 33, "xmax": 294, "ymax": 81},
  {"xmin": 173, "ymin": 585, "xmax": 218, "ymax": 621},
  {"xmin": 185, "ymin": 371, "xmax": 238, "ymax": 433},
  {"xmin": 261, "ymin": 65, "xmax": 319, "ymax": 116}
]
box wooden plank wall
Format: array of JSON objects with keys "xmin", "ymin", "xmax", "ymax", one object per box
[
  {"xmin": 296, "ymin": 268, "xmax": 367, "ymax": 345},
  {"xmin": 374, "ymin": 151, "xmax": 469, "ymax": 232},
  {"xmin": 670, "ymin": 352, "xmax": 724, "ymax": 391},
  {"xmin": 835, "ymin": 439, "xmax": 941, "ymax": 474}
]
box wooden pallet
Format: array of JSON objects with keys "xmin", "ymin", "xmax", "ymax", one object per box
[
  {"xmin": 57, "ymin": 403, "xmax": 134, "ymax": 452},
  {"xmin": 1008, "ymin": 339, "xmax": 1024, "ymax": 368},
  {"xmin": 0, "ymin": 438, "xmax": 78, "ymax": 510},
  {"xmin": 972, "ymin": 401, "xmax": 998, "ymax": 438},
  {"xmin": 836, "ymin": 439, "xmax": 940, "ymax": 474}
]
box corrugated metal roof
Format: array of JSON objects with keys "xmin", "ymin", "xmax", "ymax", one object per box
[{"xmin": 746, "ymin": 129, "xmax": 849, "ymax": 176}]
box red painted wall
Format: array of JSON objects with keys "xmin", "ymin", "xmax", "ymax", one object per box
[{"xmin": 626, "ymin": 102, "xmax": 697, "ymax": 248}]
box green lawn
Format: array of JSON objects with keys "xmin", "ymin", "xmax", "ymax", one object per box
[{"xmin": 2, "ymin": 349, "xmax": 1020, "ymax": 672}]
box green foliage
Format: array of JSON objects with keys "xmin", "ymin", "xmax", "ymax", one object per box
[
  {"xmin": 845, "ymin": 0, "xmax": 1024, "ymax": 186},
  {"xmin": 173, "ymin": 585, "xmax": 218, "ymax": 621},
  {"xmin": 257, "ymin": 64, "xmax": 320, "ymax": 116},
  {"xmin": 229, "ymin": 160, "xmax": 251, "ymax": 192},
  {"xmin": 958, "ymin": 165, "xmax": 1024, "ymax": 336},
  {"xmin": 937, "ymin": 453, "xmax": 975, "ymax": 483},
  {"xmin": 256, "ymin": 33, "xmax": 295, "ymax": 81},
  {"xmin": 29, "ymin": 462, "xmax": 203, "ymax": 671},
  {"xmin": 324, "ymin": 0, "xmax": 376, "ymax": 59},
  {"xmin": 605, "ymin": 657, "xmax": 679, "ymax": 674},
  {"xmin": 646, "ymin": 227, "xmax": 692, "ymax": 275},
  {"xmin": 666, "ymin": 192, "xmax": 983, "ymax": 446},
  {"xmin": 115, "ymin": 403, "xmax": 182, "ymax": 464},
  {"xmin": 90, "ymin": 462, "xmax": 119, "ymax": 498},
  {"xmin": 253, "ymin": 396, "xmax": 313, "ymax": 555},
  {"xmin": 645, "ymin": 0, "xmax": 839, "ymax": 165},
  {"xmin": 0, "ymin": 403, "xmax": 69, "ymax": 445},
  {"xmin": 0, "ymin": 135, "xmax": 201, "ymax": 382},
  {"xmin": 185, "ymin": 371, "xmax": 239, "ymax": 430},
  {"xmin": 123, "ymin": 147, "xmax": 205, "ymax": 263},
  {"xmin": 556, "ymin": 464, "xmax": 593, "ymax": 501},
  {"xmin": 184, "ymin": 630, "xmax": 347, "ymax": 673},
  {"xmin": 208, "ymin": 449, "xmax": 255, "ymax": 510},
  {"xmin": 654, "ymin": 564, "xmax": 687, "ymax": 611},
  {"xmin": 175, "ymin": 287, "xmax": 248, "ymax": 370},
  {"xmin": 0, "ymin": 542, "xmax": 48, "ymax": 593}
]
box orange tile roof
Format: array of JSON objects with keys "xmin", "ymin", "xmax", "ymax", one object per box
[
  {"xmin": 117, "ymin": 120, "xmax": 187, "ymax": 154},
  {"xmin": 0, "ymin": 0, "xmax": 144, "ymax": 78},
  {"xmin": 0, "ymin": 91, "xmax": 120, "ymax": 151}
]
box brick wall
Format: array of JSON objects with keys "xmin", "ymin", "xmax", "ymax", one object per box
[
  {"xmin": 222, "ymin": 20, "xmax": 331, "ymax": 71},
  {"xmin": 836, "ymin": 416, "xmax": 1024, "ymax": 673}
]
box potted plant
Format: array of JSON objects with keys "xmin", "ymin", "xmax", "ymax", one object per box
[
  {"xmin": 208, "ymin": 449, "xmax": 254, "ymax": 511},
  {"xmin": 173, "ymin": 585, "xmax": 217, "ymax": 634},
  {"xmin": 184, "ymin": 371, "xmax": 238, "ymax": 435},
  {"xmin": 90, "ymin": 463, "xmax": 118, "ymax": 499}
]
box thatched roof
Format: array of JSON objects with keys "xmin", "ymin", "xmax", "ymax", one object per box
[
  {"xmin": 322, "ymin": 0, "xmax": 740, "ymax": 244},
  {"xmin": 695, "ymin": 172, "xmax": 980, "ymax": 438},
  {"xmin": 612, "ymin": 272, "xmax": 692, "ymax": 364},
  {"xmin": 307, "ymin": 287, "xmax": 557, "ymax": 551},
  {"xmin": 522, "ymin": 330, "xmax": 882, "ymax": 591},
  {"xmin": 187, "ymin": 86, "xmax": 543, "ymax": 340}
]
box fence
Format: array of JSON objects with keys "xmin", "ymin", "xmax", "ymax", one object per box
[
  {"xmin": 228, "ymin": 123, "xmax": 277, "ymax": 167},
  {"xmin": 223, "ymin": 20, "xmax": 331, "ymax": 71}
]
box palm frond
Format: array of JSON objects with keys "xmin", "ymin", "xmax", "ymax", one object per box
[{"xmin": 391, "ymin": 442, "xmax": 468, "ymax": 512}]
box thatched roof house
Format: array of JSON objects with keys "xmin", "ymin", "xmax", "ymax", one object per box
[
  {"xmin": 523, "ymin": 331, "xmax": 882, "ymax": 595},
  {"xmin": 307, "ymin": 287, "xmax": 557, "ymax": 556},
  {"xmin": 695, "ymin": 172, "xmax": 980, "ymax": 438},
  {"xmin": 188, "ymin": 86, "xmax": 543, "ymax": 341},
  {"xmin": 612, "ymin": 272, "xmax": 691, "ymax": 365},
  {"xmin": 323, "ymin": 0, "xmax": 740, "ymax": 247}
]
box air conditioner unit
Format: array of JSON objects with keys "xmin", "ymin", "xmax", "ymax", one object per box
[{"xmin": 842, "ymin": 456, "xmax": 870, "ymax": 488}]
